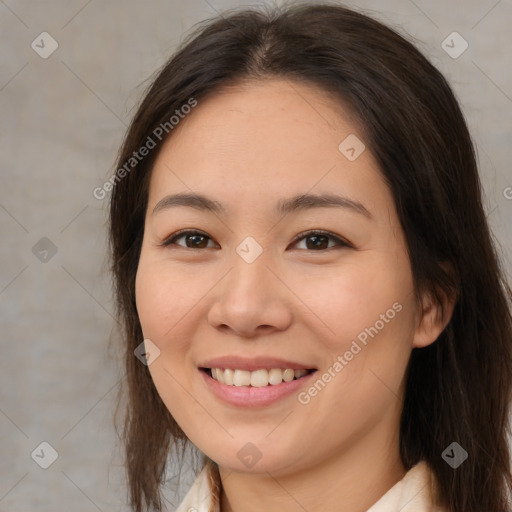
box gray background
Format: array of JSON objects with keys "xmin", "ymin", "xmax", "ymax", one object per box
[{"xmin": 1, "ymin": 0, "xmax": 511, "ymax": 510}]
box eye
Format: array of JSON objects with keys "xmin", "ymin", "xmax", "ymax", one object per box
[
  {"xmin": 290, "ymin": 230, "xmax": 351, "ymax": 251},
  {"xmin": 160, "ymin": 229, "xmax": 217, "ymax": 249},
  {"xmin": 160, "ymin": 229, "xmax": 351, "ymax": 251}
]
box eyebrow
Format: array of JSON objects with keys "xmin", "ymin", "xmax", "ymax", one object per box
[{"xmin": 152, "ymin": 192, "xmax": 373, "ymax": 219}]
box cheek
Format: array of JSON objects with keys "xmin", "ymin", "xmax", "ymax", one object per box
[
  {"xmin": 135, "ymin": 263, "xmax": 166, "ymax": 338},
  {"xmin": 323, "ymin": 259, "xmax": 416, "ymax": 401},
  {"xmin": 135, "ymin": 259, "xmax": 196, "ymax": 412},
  {"xmin": 134, "ymin": 256, "xmax": 189, "ymax": 355},
  {"xmin": 299, "ymin": 257, "xmax": 413, "ymax": 353},
  {"xmin": 135, "ymin": 253, "xmax": 224, "ymax": 363},
  {"xmin": 301, "ymin": 266, "xmax": 414, "ymax": 435},
  {"xmin": 135, "ymin": 253, "xmax": 197, "ymax": 337}
]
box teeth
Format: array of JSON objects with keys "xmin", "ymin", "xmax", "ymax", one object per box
[
  {"xmin": 210, "ymin": 367, "xmax": 311, "ymax": 387},
  {"xmin": 294, "ymin": 369, "xmax": 308, "ymax": 379},
  {"xmin": 268, "ymin": 368, "xmax": 283, "ymax": 385},
  {"xmin": 250, "ymin": 369, "xmax": 269, "ymax": 388},
  {"xmin": 282, "ymin": 369, "xmax": 295, "ymax": 382},
  {"xmin": 223, "ymin": 368, "xmax": 234, "ymax": 385},
  {"xmin": 233, "ymin": 369, "xmax": 251, "ymax": 386},
  {"xmin": 213, "ymin": 368, "xmax": 225, "ymax": 384}
]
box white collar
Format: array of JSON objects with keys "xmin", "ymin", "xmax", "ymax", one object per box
[{"xmin": 175, "ymin": 460, "xmax": 445, "ymax": 512}]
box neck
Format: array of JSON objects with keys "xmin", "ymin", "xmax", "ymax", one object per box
[{"xmin": 219, "ymin": 426, "xmax": 406, "ymax": 512}]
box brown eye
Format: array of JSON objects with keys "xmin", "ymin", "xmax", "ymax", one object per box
[
  {"xmin": 291, "ymin": 230, "xmax": 351, "ymax": 251},
  {"xmin": 162, "ymin": 230, "xmax": 216, "ymax": 249},
  {"xmin": 161, "ymin": 229, "xmax": 351, "ymax": 251}
]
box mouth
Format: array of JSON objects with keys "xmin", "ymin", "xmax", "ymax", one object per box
[
  {"xmin": 200, "ymin": 367, "xmax": 316, "ymax": 387},
  {"xmin": 197, "ymin": 357, "xmax": 318, "ymax": 407}
]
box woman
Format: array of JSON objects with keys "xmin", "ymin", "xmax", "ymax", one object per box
[{"xmin": 108, "ymin": 2, "xmax": 512, "ymax": 511}]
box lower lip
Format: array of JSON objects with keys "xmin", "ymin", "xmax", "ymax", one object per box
[{"xmin": 200, "ymin": 369, "xmax": 317, "ymax": 407}]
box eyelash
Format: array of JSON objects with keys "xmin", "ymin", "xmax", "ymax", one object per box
[{"xmin": 160, "ymin": 229, "xmax": 352, "ymax": 251}]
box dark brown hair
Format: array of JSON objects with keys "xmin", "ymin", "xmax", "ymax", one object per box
[{"xmin": 108, "ymin": 2, "xmax": 512, "ymax": 511}]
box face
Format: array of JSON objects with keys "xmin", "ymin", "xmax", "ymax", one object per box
[{"xmin": 135, "ymin": 78, "xmax": 425, "ymax": 476}]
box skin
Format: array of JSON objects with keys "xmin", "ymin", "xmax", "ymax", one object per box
[{"xmin": 135, "ymin": 78, "xmax": 455, "ymax": 512}]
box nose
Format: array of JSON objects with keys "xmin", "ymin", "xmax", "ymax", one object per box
[{"xmin": 207, "ymin": 249, "xmax": 293, "ymax": 338}]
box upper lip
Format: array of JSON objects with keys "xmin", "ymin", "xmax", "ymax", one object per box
[{"xmin": 198, "ymin": 356, "xmax": 316, "ymax": 372}]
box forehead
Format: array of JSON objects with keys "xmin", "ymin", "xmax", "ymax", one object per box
[{"xmin": 148, "ymin": 78, "xmax": 390, "ymax": 215}]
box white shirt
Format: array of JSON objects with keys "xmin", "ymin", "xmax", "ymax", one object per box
[{"xmin": 175, "ymin": 460, "xmax": 447, "ymax": 512}]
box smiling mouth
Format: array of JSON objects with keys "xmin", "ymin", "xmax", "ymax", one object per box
[{"xmin": 201, "ymin": 367, "xmax": 316, "ymax": 387}]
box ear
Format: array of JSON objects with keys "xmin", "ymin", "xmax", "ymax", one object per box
[{"xmin": 412, "ymin": 280, "xmax": 457, "ymax": 349}]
